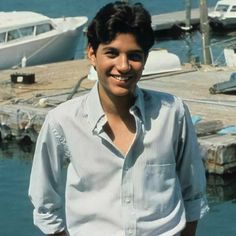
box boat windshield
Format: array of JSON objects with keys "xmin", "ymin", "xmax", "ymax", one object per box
[
  {"xmin": 230, "ymin": 5, "xmax": 236, "ymax": 12},
  {"xmin": 0, "ymin": 32, "xmax": 6, "ymax": 43},
  {"xmin": 36, "ymin": 23, "xmax": 54, "ymax": 35},
  {"xmin": 7, "ymin": 26, "xmax": 34, "ymax": 42},
  {"xmin": 216, "ymin": 4, "xmax": 229, "ymax": 12}
]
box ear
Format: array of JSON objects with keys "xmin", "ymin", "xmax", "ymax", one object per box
[{"xmin": 87, "ymin": 44, "xmax": 96, "ymax": 67}]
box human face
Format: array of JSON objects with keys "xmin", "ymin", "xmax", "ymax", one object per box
[{"xmin": 88, "ymin": 33, "xmax": 146, "ymax": 100}]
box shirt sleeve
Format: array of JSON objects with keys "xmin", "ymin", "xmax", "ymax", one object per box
[
  {"xmin": 28, "ymin": 112, "xmax": 68, "ymax": 234},
  {"xmin": 176, "ymin": 102, "xmax": 209, "ymax": 222}
]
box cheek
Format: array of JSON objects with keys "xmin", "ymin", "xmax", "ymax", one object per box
[
  {"xmin": 134, "ymin": 64, "xmax": 145, "ymax": 75},
  {"xmin": 95, "ymin": 57, "xmax": 112, "ymax": 71},
  {"xmin": 133, "ymin": 60, "xmax": 145, "ymax": 70},
  {"xmin": 96, "ymin": 64, "xmax": 109, "ymax": 76}
]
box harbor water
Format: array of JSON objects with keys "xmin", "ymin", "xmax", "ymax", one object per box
[{"xmin": 1, "ymin": 0, "xmax": 236, "ymax": 235}]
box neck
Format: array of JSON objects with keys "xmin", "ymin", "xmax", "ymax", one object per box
[{"xmin": 99, "ymin": 89, "xmax": 135, "ymax": 118}]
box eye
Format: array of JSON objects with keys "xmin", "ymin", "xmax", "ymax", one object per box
[
  {"xmin": 128, "ymin": 52, "xmax": 144, "ymax": 62},
  {"xmin": 104, "ymin": 49, "xmax": 118, "ymax": 58}
]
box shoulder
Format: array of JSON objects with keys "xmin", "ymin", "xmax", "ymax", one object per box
[
  {"xmin": 48, "ymin": 92, "xmax": 89, "ymax": 122},
  {"xmin": 140, "ymin": 88, "xmax": 185, "ymax": 113}
]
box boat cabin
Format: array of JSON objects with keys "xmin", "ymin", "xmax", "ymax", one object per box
[
  {"xmin": 0, "ymin": 11, "xmax": 55, "ymax": 44},
  {"xmin": 214, "ymin": 0, "xmax": 236, "ymax": 13},
  {"xmin": 208, "ymin": 0, "xmax": 236, "ymax": 29}
]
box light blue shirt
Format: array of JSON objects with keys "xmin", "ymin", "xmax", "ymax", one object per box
[{"xmin": 29, "ymin": 83, "xmax": 208, "ymax": 236}]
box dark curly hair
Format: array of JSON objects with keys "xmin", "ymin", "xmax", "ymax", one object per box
[{"xmin": 87, "ymin": 1, "xmax": 155, "ymax": 55}]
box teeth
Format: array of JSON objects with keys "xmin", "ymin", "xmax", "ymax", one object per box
[{"xmin": 113, "ymin": 76, "xmax": 130, "ymax": 81}]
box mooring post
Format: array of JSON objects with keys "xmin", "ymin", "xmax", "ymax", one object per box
[
  {"xmin": 185, "ymin": 0, "xmax": 192, "ymax": 30},
  {"xmin": 200, "ymin": 0, "xmax": 212, "ymax": 65}
]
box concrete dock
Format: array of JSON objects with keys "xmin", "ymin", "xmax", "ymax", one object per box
[
  {"xmin": 0, "ymin": 59, "xmax": 236, "ymax": 174},
  {"xmin": 152, "ymin": 8, "xmax": 201, "ymax": 31},
  {"xmin": 151, "ymin": 7, "xmax": 214, "ymax": 32}
]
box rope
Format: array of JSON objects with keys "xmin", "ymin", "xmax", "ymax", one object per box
[{"xmin": 66, "ymin": 75, "xmax": 88, "ymax": 100}]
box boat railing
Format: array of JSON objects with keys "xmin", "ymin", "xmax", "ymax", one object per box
[
  {"xmin": 209, "ymin": 36, "xmax": 236, "ymax": 66},
  {"xmin": 211, "ymin": 36, "xmax": 236, "ymax": 48}
]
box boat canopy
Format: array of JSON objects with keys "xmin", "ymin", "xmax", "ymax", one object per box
[{"xmin": 0, "ymin": 11, "xmax": 51, "ymax": 32}]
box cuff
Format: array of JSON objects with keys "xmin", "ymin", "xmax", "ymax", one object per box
[
  {"xmin": 184, "ymin": 195, "xmax": 209, "ymax": 222},
  {"xmin": 33, "ymin": 209, "xmax": 66, "ymax": 234}
]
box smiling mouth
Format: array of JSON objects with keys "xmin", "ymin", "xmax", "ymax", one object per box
[{"xmin": 112, "ymin": 75, "xmax": 131, "ymax": 81}]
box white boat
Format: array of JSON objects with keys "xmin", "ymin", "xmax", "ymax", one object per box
[
  {"xmin": 0, "ymin": 11, "xmax": 88, "ymax": 70},
  {"xmin": 142, "ymin": 49, "xmax": 181, "ymax": 75},
  {"xmin": 208, "ymin": 0, "xmax": 236, "ymax": 29}
]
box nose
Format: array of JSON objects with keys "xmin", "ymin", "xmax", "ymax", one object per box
[{"xmin": 116, "ymin": 55, "xmax": 130, "ymax": 73}]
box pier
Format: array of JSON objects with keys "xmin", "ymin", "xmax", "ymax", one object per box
[
  {"xmin": 0, "ymin": 59, "xmax": 236, "ymax": 175},
  {"xmin": 151, "ymin": 7, "xmax": 214, "ymax": 39},
  {"xmin": 152, "ymin": 7, "xmax": 215, "ymax": 31},
  {"xmin": 152, "ymin": 8, "xmax": 201, "ymax": 31}
]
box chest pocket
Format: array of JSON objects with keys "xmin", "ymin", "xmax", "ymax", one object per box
[{"xmin": 134, "ymin": 163, "xmax": 179, "ymax": 216}]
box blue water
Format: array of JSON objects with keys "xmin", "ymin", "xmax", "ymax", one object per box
[
  {"xmin": 0, "ymin": 0, "xmax": 218, "ymax": 18},
  {"xmin": 0, "ymin": 144, "xmax": 42, "ymax": 236},
  {"xmin": 1, "ymin": 0, "xmax": 236, "ymax": 235}
]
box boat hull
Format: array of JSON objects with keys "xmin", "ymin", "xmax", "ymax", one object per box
[
  {"xmin": 209, "ymin": 16, "xmax": 236, "ymax": 30},
  {"xmin": 0, "ymin": 30, "xmax": 82, "ymax": 69}
]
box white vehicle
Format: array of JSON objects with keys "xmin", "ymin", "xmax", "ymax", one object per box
[
  {"xmin": 208, "ymin": 0, "xmax": 236, "ymax": 29},
  {"xmin": 0, "ymin": 11, "xmax": 88, "ymax": 69}
]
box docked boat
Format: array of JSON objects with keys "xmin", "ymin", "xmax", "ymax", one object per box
[
  {"xmin": 208, "ymin": 0, "xmax": 236, "ymax": 30},
  {"xmin": 0, "ymin": 11, "xmax": 88, "ymax": 70}
]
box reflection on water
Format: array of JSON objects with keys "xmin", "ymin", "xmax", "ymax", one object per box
[
  {"xmin": 198, "ymin": 173, "xmax": 236, "ymax": 235},
  {"xmin": 0, "ymin": 141, "xmax": 35, "ymax": 159},
  {"xmin": 1, "ymin": 141, "xmax": 236, "ymax": 235},
  {"xmin": 0, "ymin": 142, "xmax": 42, "ymax": 236},
  {"xmin": 207, "ymin": 173, "xmax": 236, "ymax": 204}
]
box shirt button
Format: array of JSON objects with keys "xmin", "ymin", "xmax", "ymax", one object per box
[
  {"xmin": 128, "ymin": 228, "xmax": 134, "ymax": 235},
  {"xmin": 125, "ymin": 197, "xmax": 131, "ymax": 204}
]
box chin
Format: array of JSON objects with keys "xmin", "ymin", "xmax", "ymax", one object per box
[{"xmin": 111, "ymin": 87, "xmax": 134, "ymax": 97}]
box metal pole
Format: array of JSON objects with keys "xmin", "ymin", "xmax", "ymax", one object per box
[
  {"xmin": 185, "ymin": 0, "xmax": 192, "ymax": 30},
  {"xmin": 199, "ymin": 0, "xmax": 212, "ymax": 65}
]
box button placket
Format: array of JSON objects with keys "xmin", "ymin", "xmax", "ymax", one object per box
[
  {"xmin": 122, "ymin": 154, "xmax": 137, "ymax": 236},
  {"xmin": 128, "ymin": 227, "xmax": 134, "ymax": 235},
  {"xmin": 121, "ymin": 115, "xmax": 142, "ymax": 235}
]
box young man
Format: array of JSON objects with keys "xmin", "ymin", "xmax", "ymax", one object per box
[{"xmin": 29, "ymin": 2, "xmax": 208, "ymax": 236}]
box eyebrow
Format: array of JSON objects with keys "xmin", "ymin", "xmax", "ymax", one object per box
[{"xmin": 102, "ymin": 46, "xmax": 144, "ymax": 54}]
